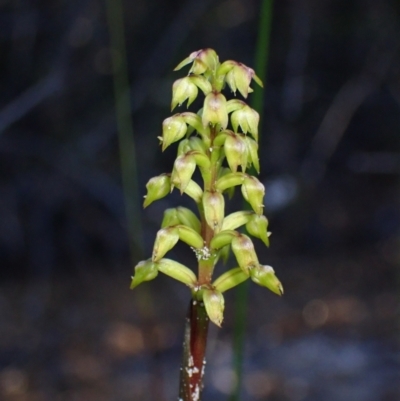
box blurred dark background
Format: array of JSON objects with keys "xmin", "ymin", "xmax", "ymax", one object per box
[{"xmin": 0, "ymin": 0, "xmax": 399, "ymax": 400}]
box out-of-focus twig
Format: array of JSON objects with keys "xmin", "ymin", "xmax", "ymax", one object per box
[
  {"xmin": 301, "ymin": 35, "xmax": 399, "ymax": 184},
  {"xmin": 0, "ymin": 71, "xmax": 64, "ymax": 135}
]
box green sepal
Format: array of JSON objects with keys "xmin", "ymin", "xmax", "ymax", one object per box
[
  {"xmin": 213, "ymin": 267, "xmax": 249, "ymax": 293},
  {"xmin": 226, "ymin": 99, "xmax": 246, "ymax": 114},
  {"xmin": 130, "ymin": 259, "xmax": 158, "ymax": 289},
  {"xmin": 203, "ymin": 288, "xmax": 225, "ymax": 327},
  {"xmin": 157, "ymin": 258, "xmax": 197, "ymax": 287},
  {"xmin": 250, "ymin": 265, "xmax": 283, "ymax": 296},
  {"xmin": 245, "ymin": 136, "xmax": 260, "ymax": 173}
]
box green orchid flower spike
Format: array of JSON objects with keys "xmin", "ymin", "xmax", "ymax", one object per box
[{"xmin": 131, "ymin": 49, "xmax": 283, "ymax": 401}]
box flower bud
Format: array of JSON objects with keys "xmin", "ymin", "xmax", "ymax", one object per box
[
  {"xmin": 157, "ymin": 258, "xmax": 197, "ymax": 287},
  {"xmin": 171, "ymin": 153, "xmax": 196, "ymax": 193},
  {"xmin": 189, "ymin": 75, "xmax": 213, "ymax": 95},
  {"xmin": 215, "ymin": 172, "xmax": 245, "ymax": 192},
  {"xmin": 181, "ymin": 112, "xmax": 209, "ymax": 137},
  {"xmin": 246, "ymin": 214, "xmax": 270, "ymax": 247},
  {"xmin": 143, "ymin": 174, "xmax": 171, "ymax": 208},
  {"xmin": 177, "ymin": 138, "xmax": 191, "ymax": 157},
  {"xmin": 210, "ymin": 230, "xmax": 237, "ymax": 250},
  {"xmin": 161, "ymin": 115, "xmax": 187, "ymax": 151},
  {"xmin": 226, "ymin": 99, "xmax": 246, "ymax": 114},
  {"xmin": 177, "ymin": 225, "xmax": 204, "ymax": 249},
  {"xmin": 231, "ymin": 105, "xmax": 259, "ymax": 142},
  {"xmin": 218, "ymin": 244, "xmax": 230, "ymax": 265},
  {"xmin": 221, "ymin": 210, "xmax": 253, "ymax": 231},
  {"xmin": 174, "ymin": 48, "xmax": 219, "ymax": 75},
  {"xmin": 241, "ymin": 175, "xmax": 265, "ymax": 215},
  {"xmin": 189, "ymin": 136, "xmax": 207, "ymax": 154},
  {"xmin": 152, "ymin": 227, "xmax": 179, "ymax": 261},
  {"xmin": 161, "ymin": 208, "xmax": 180, "ymax": 228},
  {"xmin": 181, "ymin": 180, "xmax": 203, "ymax": 203},
  {"xmin": 176, "ymin": 206, "xmax": 201, "ymax": 233},
  {"xmin": 245, "ymin": 136, "xmax": 260, "ymax": 173},
  {"xmin": 231, "ymin": 234, "xmax": 259, "ymax": 273},
  {"xmin": 171, "ymin": 77, "xmax": 198, "ymax": 111},
  {"xmin": 202, "ymin": 92, "xmax": 228, "ymax": 129},
  {"xmin": 203, "ymin": 288, "xmax": 225, "ymax": 327},
  {"xmin": 213, "ymin": 267, "xmax": 249, "ymax": 293},
  {"xmin": 250, "ymin": 265, "xmax": 283, "ymax": 296},
  {"xmin": 203, "ymin": 190, "xmax": 225, "ymax": 233},
  {"xmin": 220, "ymin": 61, "xmax": 263, "ymax": 98},
  {"xmin": 224, "ymin": 132, "xmax": 248, "ymax": 173},
  {"xmin": 130, "ymin": 259, "xmax": 158, "ymax": 289}
]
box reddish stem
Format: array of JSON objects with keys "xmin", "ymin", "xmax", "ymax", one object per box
[{"xmin": 179, "ymin": 300, "xmax": 210, "ymax": 401}]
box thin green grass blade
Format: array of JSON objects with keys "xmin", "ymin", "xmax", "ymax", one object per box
[
  {"xmin": 230, "ymin": 1, "xmax": 274, "ymax": 400},
  {"xmin": 105, "ymin": 0, "xmax": 143, "ymax": 259}
]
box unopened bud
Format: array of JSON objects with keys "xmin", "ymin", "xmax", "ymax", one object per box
[
  {"xmin": 143, "ymin": 174, "xmax": 171, "ymax": 208},
  {"xmin": 250, "ymin": 265, "xmax": 283, "ymax": 296},
  {"xmin": 241, "ymin": 175, "xmax": 265, "ymax": 215},
  {"xmin": 171, "ymin": 77, "xmax": 198, "ymax": 111},
  {"xmin": 152, "ymin": 227, "xmax": 179, "ymax": 261},
  {"xmin": 210, "ymin": 230, "xmax": 237, "ymax": 250},
  {"xmin": 213, "ymin": 267, "xmax": 249, "ymax": 293},
  {"xmin": 215, "ymin": 172, "xmax": 245, "ymax": 192},
  {"xmin": 220, "ymin": 61, "xmax": 263, "ymax": 98},
  {"xmin": 231, "ymin": 234, "xmax": 259, "ymax": 273},
  {"xmin": 231, "ymin": 105, "xmax": 259, "ymax": 142},
  {"xmin": 130, "ymin": 259, "xmax": 158, "ymax": 289},
  {"xmin": 202, "ymin": 92, "xmax": 228, "ymax": 129},
  {"xmin": 221, "ymin": 210, "xmax": 253, "ymax": 231},
  {"xmin": 171, "ymin": 153, "xmax": 196, "ymax": 193},
  {"xmin": 161, "ymin": 208, "xmax": 180, "ymax": 228},
  {"xmin": 161, "ymin": 115, "xmax": 187, "ymax": 151},
  {"xmin": 203, "ymin": 288, "xmax": 225, "ymax": 327},
  {"xmin": 174, "ymin": 48, "xmax": 219, "ymax": 75},
  {"xmin": 176, "ymin": 206, "xmax": 201, "ymax": 233},
  {"xmin": 181, "ymin": 180, "xmax": 203, "ymax": 204},
  {"xmin": 157, "ymin": 258, "xmax": 197, "ymax": 287},
  {"xmin": 203, "ymin": 190, "xmax": 225, "ymax": 233},
  {"xmin": 224, "ymin": 132, "xmax": 248, "ymax": 172},
  {"xmin": 177, "ymin": 225, "xmax": 204, "ymax": 249},
  {"xmin": 246, "ymin": 214, "xmax": 270, "ymax": 247}
]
